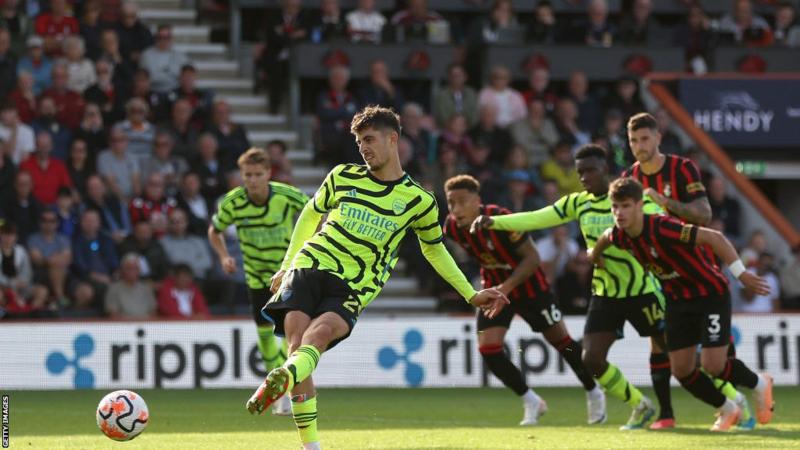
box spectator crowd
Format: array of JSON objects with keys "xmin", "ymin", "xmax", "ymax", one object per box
[
  {"xmin": 293, "ymin": 0, "xmax": 799, "ymax": 313},
  {"xmin": 0, "ymin": 0, "xmax": 298, "ymax": 320},
  {"xmin": 1, "ymin": 0, "xmax": 797, "ymax": 319}
]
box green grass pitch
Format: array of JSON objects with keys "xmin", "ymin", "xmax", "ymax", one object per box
[{"xmin": 6, "ymin": 387, "xmax": 800, "ymax": 449}]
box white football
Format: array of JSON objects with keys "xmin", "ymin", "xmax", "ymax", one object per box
[{"xmin": 96, "ymin": 390, "xmax": 149, "ymax": 441}]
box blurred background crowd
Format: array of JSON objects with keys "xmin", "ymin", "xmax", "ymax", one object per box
[{"xmin": 0, "ymin": 0, "xmax": 797, "ymax": 321}]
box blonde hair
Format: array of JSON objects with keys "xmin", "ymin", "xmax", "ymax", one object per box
[{"xmin": 237, "ymin": 147, "xmax": 271, "ymax": 170}]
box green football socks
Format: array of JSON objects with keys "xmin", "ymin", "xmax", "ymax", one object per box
[
  {"xmin": 256, "ymin": 325, "xmax": 287, "ymax": 372},
  {"xmin": 598, "ymin": 364, "xmax": 644, "ymax": 408},
  {"xmin": 284, "ymin": 344, "xmax": 321, "ymax": 387},
  {"xmin": 292, "ymin": 395, "xmax": 319, "ymax": 444}
]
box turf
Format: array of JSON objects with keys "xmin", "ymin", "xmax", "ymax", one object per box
[{"xmin": 5, "ymin": 387, "xmax": 799, "ymax": 449}]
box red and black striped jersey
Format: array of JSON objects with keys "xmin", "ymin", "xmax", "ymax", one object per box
[
  {"xmin": 624, "ymin": 154, "xmax": 717, "ymax": 264},
  {"xmin": 443, "ymin": 204, "xmax": 549, "ymax": 300},
  {"xmin": 609, "ymin": 214, "xmax": 728, "ymax": 300},
  {"xmin": 623, "ymin": 154, "xmax": 707, "ymax": 212}
]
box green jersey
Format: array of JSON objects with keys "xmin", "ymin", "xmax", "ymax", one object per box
[
  {"xmin": 491, "ymin": 191, "xmax": 662, "ymax": 299},
  {"xmin": 282, "ymin": 164, "xmax": 476, "ymax": 310},
  {"xmin": 212, "ymin": 182, "xmax": 309, "ymax": 289}
]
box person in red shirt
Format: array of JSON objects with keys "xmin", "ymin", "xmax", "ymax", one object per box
[
  {"xmin": 34, "ymin": 0, "xmax": 79, "ymax": 56},
  {"xmin": 129, "ymin": 172, "xmax": 177, "ymax": 225},
  {"xmin": 444, "ymin": 174, "xmax": 604, "ymax": 426},
  {"xmin": 592, "ymin": 177, "xmax": 774, "ymax": 431},
  {"xmin": 157, "ymin": 263, "xmax": 210, "ymax": 318},
  {"xmin": 40, "ymin": 63, "xmax": 85, "ymax": 130},
  {"xmin": 9, "ymin": 71, "xmax": 37, "ymax": 124},
  {"xmin": 19, "ymin": 131, "xmax": 73, "ymax": 205}
]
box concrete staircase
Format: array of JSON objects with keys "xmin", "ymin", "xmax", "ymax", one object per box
[
  {"xmin": 134, "ymin": 0, "xmax": 437, "ymax": 313},
  {"xmin": 134, "ymin": 0, "xmax": 326, "ymax": 194}
]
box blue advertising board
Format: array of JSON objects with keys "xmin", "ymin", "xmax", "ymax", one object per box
[{"xmin": 679, "ymin": 79, "xmax": 800, "ymax": 147}]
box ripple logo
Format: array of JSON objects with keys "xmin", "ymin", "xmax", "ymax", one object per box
[
  {"xmin": 377, "ymin": 329, "xmax": 424, "ymax": 387},
  {"xmin": 46, "ymin": 334, "xmax": 95, "ymax": 388},
  {"xmin": 732, "ymin": 325, "xmax": 741, "ymax": 346}
]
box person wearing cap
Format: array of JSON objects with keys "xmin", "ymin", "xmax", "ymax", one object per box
[{"xmin": 16, "ymin": 35, "xmax": 53, "ymax": 95}]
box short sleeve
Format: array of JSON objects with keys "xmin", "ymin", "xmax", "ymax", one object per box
[
  {"xmin": 677, "ymin": 159, "xmax": 707, "ymax": 203},
  {"xmin": 656, "ymin": 216, "xmax": 698, "ymax": 246},
  {"xmin": 413, "ymin": 195, "xmax": 444, "ymax": 245},
  {"xmin": 211, "ymin": 198, "xmax": 234, "ymax": 232},
  {"xmin": 311, "ymin": 165, "xmax": 341, "ymax": 213}
]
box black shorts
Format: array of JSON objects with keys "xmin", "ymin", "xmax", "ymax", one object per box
[
  {"xmin": 665, "ymin": 292, "xmax": 731, "ymax": 351},
  {"xmin": 477, "ymin": 291, "xmax": 561, "ymax": 332},
  {"xmin": 248, "ymin": 287, "xmax": 272, "ymax": 326},
  {"xmin": 584, "ymin": 293, "xmax": 666, "ymax": 338},
  {"xmin": 261, "ymin": 268, "xmax": 358, "ymax": 350}
]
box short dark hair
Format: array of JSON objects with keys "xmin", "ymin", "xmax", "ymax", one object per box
[
  {"xmin": 609, "ymin": 177, "xmax": 643, "ymax": 203},
  {"xmin": 266, "ymin": 139, "xmax": 287, "ymax": 154},
  {"xmin": 0, "ymin": 221, "xmax": 16, "ymax": 235},
  {"xmin": 444, "ymin": 174, "xmax": 480, "ymax": 193},
  {"xmin": 173, "ymin": 263, "xmax": 194, "ymax": 277},
  {"xmin": 57, "ymin": 186, "xmax": 72, "ymax": 198},
  {"xmin": 575, "ymin": 144, "xmax": 607, "ymax": 161},
  {"xmin": 237, "ymin": 147, "xmax": 271, "ymax": 170},
  {"xmin": 350, "ymin": 105, "xmax": 401, "ymax": 136},
  {"xmin": 627, "ymin": 112, "xmax": 658, "ymax": 132},
  {"xmin": 180, "ymin": 64, "xmax": 196, "ymax": 74}
]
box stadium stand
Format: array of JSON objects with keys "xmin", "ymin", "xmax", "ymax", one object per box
[{"xmin": 0, "ymin": 0, "xmax": 798, "ymax": 320}]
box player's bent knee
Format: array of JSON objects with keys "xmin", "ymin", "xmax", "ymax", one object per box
[
  {"xmin": 670, "ymin": 362, "xmax": 694, "ymax": 379},
  {"xmin": 581, "ymin": 351, "xmax": 605, "ymax": 375},
  {"xmin": 700, "ymin": 360, "xmax": 726, "ymax": 378}
]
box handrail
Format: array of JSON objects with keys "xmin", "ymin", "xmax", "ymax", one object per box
[
  {"xmin": 647, "ymin": 72, "xmax": 800, "ymax": 81},
  {"xmin": 230, "ymin": 0, "xmax": 241, "ymax": 60},
  {"xmin": 646, "ymin": 79, "xmax": 800, "ymax": 249}
]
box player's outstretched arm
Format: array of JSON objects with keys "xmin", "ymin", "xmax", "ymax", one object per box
[
  {"xmin": 419, "ymin": 240, "xmax": 509, "ymax": 315},
  {"xmin": 469, "ymin": 288, "xmax": 510, "ymax": 319},
  {"xmin": 694, "ymin": 227, "xmax": 771, "ymax": 295},
  {"xmin": 470, "ymin": 205, "xmax": 573, "ymax": 234}
]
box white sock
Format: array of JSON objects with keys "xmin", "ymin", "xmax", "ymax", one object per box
[
  {"xmin": 719, "ymin": 398, "xmax": 737, "ymax": 414},
  {"xmin": 521, "ymin": 389, "xmax": 539, "ymax": 405},
  {"xmin": 734, "ymin": 391, "xmax": 745, "ymax": 403},
  {"xmin": 588, "ymin": 385, "xmax": 603, "ymax": 397},
  {"xmin": 754, "ymin": 374, "xmax": 766, "ymax": 392},
  {"xmin": 303, "ymin": 441, "xmax": 322, "ymax": 450}
]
